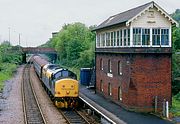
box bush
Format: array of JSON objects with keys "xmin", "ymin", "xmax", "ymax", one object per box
[
  {"xmin": 171, "ymin": 92, "xmax": 180, "ymax": 117},
  {"xmin": 0, "ymin": 63, "xmax": 17, "ymax": 91}
]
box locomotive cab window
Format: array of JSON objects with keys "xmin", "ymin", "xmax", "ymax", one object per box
[
  {"xmin": 68, "ymin": 71, "xmax": 77, "ymax": 80},
  {"xmin": 55, "ymin": 72, "xmax": 62, "ymax": 79},
  {"xmin": 62, "ymin": 70, "xmax": 68, "ymax": 77},
  {"xmin": 54, "ymin": 70, "xmax": 77, "ymax": 80}
]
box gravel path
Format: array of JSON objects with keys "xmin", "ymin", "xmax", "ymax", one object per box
[
  {"xmin": 0, "ymin": 65, "xmax": 24, "ymax": 124},
  {"xmin": 30, "ymin": 66, "xmax": 66, "ymax": 124},
  {"xmin": 0, "ymin": 65, "xmax": 66, "ymax": 124}
]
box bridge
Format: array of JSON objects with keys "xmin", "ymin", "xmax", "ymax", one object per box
[
  {"xmin": 21, "ymin": 47, "xmax": 57, "ymax": 63},
  {"xmin": 22, "ymin": 47, "xmax": 57, "ymax": 54}
]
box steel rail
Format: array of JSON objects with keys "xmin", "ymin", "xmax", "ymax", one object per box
[
  {"xmin": 79, "ymin": 96, "xmax": 117, "ymax": 124},
  {"xmin": 22, "ymin": 64, "xmax": 46, "ymax": 124},
  {"xmin": 59, "ymin": 109, "xmax": 90, "ymax": 124}
]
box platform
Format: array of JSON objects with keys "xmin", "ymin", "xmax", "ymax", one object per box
[{"xmin": 79, "ymin": 85, "xmax": 173, "ymax": 124}]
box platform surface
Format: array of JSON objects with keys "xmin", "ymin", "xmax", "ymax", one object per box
[{"xmin": 79, "ymin": 85, "xmax": 173, "ymax": 124}]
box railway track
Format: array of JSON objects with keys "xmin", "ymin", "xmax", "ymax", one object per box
[
  {"xmin": 60, "ymin": 109, "xmax": 90, "ymax": 124},
  {"xmin": 22, "ymin": 64, "xmax": 46, "ymax": 124}
]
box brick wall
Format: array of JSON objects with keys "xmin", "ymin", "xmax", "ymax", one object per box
[{"xmin": 96, "ymin": 52, "xmax": 171, "ymax": 112}]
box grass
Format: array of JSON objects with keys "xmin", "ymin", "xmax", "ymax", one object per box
[
  {"xmin": 0, "ymin": 63, "xmax": 17, "ymax": 91},
  {"xmin": 170, "ymin": 92, "xmax": 180, "ymax": 117}
]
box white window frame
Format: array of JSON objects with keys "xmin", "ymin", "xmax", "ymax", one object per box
[
  {"xmin": 152, "ymin": 28, "xmax": 161, "ymax": 47},
  {"xmin": 96, "ymin": 27, "xmax": 170, "ymax": 48},
  {"xmin": 96, "ymin": 33, "xmax": 100, "ymax": 48},
  {"xmin": 123, "ymin": 29, "xmax": 127, "ymax": 47},
  {"xmin": 133, "ymin": 28, "xmax": 142, "ymax": 47},
  {"xmin": 161, "ymin": 28, "xmax": 170, "ymax": 47},
  {"xmin": 104, "ymin": 33, "xmax": 107, "ymax": 47},
  {"xmin": 132, "ymin": 27, "xmax": 170, "ymax": 47},
  {"xmin": 141, "ymin": 28, "xmax": 150, "ymax": 47},
  {"xmin": 106, "ymin": 32, "xmax": 110, "ymax": 47}
]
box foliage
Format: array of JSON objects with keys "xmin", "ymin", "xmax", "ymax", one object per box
[
  {"xmin": 172, "ymin": 9, "xmax": 180, "ymax": 95},
  {"xmin": 170, "ymin": 92, "xmax": 180, "ymax": 117},
  {"xmin": 171, "ymin": 9, "xmax": 180, "ymax": 24},
  {"xmin": 172, "ymin": 53, "xmax": 180, "ymax": 95},
  {"xmin": 44, "ymin": 22, "xmax": 95, "ymax": 73},
  {"xmin": 0, "ymin": 63, "xmax": 17, "ymax": 90},
  {"xmin": 172, "ymin": 27, "xmax": 180, "ymax": 50},
  {"xmin": 0, "ymin": 41, "xmax": 21, "ymax": 91},
  {"xmin": 0, "ymin": 41, "xmax": 22, "ymax": 64},
  {"xmin": 77, "ymin": 41, "xmax": 95, "ymax": 68}
]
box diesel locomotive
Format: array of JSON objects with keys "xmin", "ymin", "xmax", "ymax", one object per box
[{"xmin": 33, "ymin": 55, "xmax": 79, "ymax": 108}]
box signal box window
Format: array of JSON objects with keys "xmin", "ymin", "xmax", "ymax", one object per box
[
  {"xmin": 101, "ymin": 33, "xmax": 105, "ymax": 47},
  {"xmin": 133, "ymin": 28, "xmax": 141, "ymax": 45},
  {"xmin": 120, "ymin": 29, "xmax": 123, "ymax": 46},
  {"xmin": 100, "ymin": 59, "xmax": 103, "ymax": 71},
  {"xmin": 152, "ymin": 28, "xmax": 160, "ymax": 45},
  {"xmin": 117, "ymin": 31, "xmax": 120, "ymax": 46},
  {"xmin": 108, "ymin": 59, "xmax": 112, "ymax": 73},
  {"xmin": 96, "ymin": 34, "xmax": 100, "ymax": 47},
  {"xmin": 124, "ymin": 29, "xmax": 127, "ymax": 46},
  {"xmin": 113, "ymin": 31, "xmax": 116, "ymax": 46},
  {"xmin": 108, "ymin": 83, "xmax": 112, "ymax": 96},
  {"xmin": 142, "ymin": 29, "xmax": 150, "ymax": 45},
  {"xmin": 106, "ymin": 32, "xmax": 110, "ymax": 46},
  {"xmin": 100, "ymin": 80, "xmax": 103, "ymax": 92},
  {"xmin": 161, "ymin": 29, "xmax": 169, "ymax": 45},
  {"xmin": 111, "ymin": 32, "xmax": 114, "ymax": 46},
  {"xmin": 118, "ymin": 86, "xmax": 122, "ymax": 101},
  {"xmin": 118, "ymin": 61, "xmax": 122, "ymax": 75}
]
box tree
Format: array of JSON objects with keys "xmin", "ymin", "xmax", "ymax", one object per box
[
  {"xmin": 171, "ymin": 9, "xmax": 180, "ymax": 24},
  {"xmin": 171, "ymin": 9, "xmax": 180, "ymax": 95},
  {"xmin": 0, "ymin": 41, "xmax": 21, "ymax": 64},
  {"xmin": 49, "ymin": 22, "xmax": 95, "ymax": 68},
  {"xmin": 173, "ymin": 27, "xmax": 180, "ymax": 50}
]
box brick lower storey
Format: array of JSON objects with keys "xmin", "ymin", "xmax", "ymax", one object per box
[{"xmin": 96, "ymin": 53, "xmax": 172, "ymax": 112}]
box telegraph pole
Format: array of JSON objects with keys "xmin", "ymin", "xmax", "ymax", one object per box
[
  {"xmin": 19, "ymin": 33, "xmax": 21, "ymax": 51},
  {"xmin": 8, "ymin": 27, "xmax": 10, "ymax": 45},
  {"xmin": 19, "ymin": 33, "xmax": 21, "ymax": 46}
]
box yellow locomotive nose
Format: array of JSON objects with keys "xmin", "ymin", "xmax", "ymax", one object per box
[
  {"xmin": 55, "ymin": 78, "xmax": 79, "ymax": 97},
  {"xmin": 66, "ymin": 91, "xmax": 70, "ymax": 94}
]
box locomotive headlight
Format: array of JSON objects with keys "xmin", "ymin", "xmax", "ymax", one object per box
[
  {"xmin": 66, "ymin": 91, "xmax": 70, "ymax": 94},
  {"xmin": 74, "ymin": 91, "xmax": 78, "ymax": 94},
  {"xmin": 55, "ymin": 91, "xmax": 61, "ymax": 94},
  {"xmin": 62, "ymin": 85, "xmax": 65, "ymax": 88}
]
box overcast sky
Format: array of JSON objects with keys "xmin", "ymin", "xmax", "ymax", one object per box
[{"xmin": 0, "ymin": 0, "xmax": 179, "ymax": 47}]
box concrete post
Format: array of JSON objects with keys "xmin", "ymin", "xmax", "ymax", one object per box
[
  {"xmin": 155, "ymin": 96, "xmax": 158, "ymax": 113},
  {"xmin": 166, "ymin": 101, "xmax": 169, "ymax": 118},
  {"xmin": 163, "ymin": 99, "xmax": 166, "ymax": 116}
]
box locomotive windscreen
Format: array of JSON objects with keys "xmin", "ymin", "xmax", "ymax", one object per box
[{"xmin": 54, "ymin": 70, "xmax": 77, "ymax": 80}]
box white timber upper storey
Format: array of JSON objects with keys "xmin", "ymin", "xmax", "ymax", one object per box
[{"xmin": 95, "ymin": 1, "xmax": 178, "ymax": 48}]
